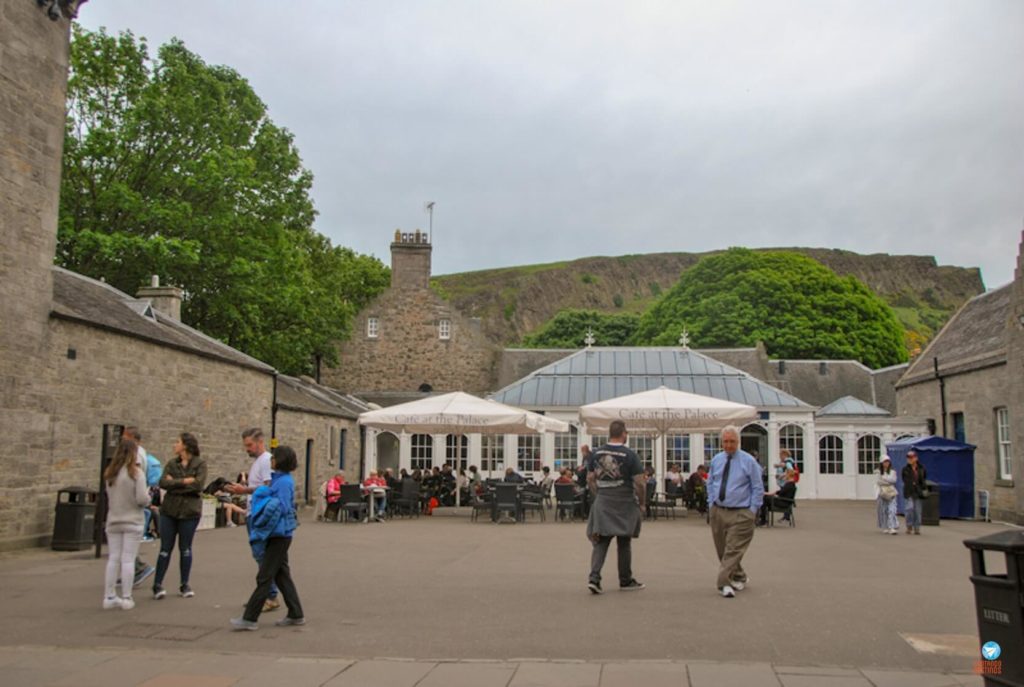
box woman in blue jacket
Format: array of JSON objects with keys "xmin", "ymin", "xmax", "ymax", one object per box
[{"xmin": 231, "ymin": 445, "xmax": 305, "ymax": 630}]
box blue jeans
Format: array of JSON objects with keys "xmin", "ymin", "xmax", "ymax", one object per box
[
  {"xmin": 155, "ymin": 514, "xmax": 199, "ymax": 588},
  {"xmin": 904, "ymin": 496, "xmax": 922, "ymax": 531}
]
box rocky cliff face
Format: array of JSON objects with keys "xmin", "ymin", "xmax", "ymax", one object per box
[{"xmin": 431, "ymin": 248, "xmax": 984, "ymax": 350}]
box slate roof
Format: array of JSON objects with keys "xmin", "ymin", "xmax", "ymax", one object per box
[
  {"xmin": 50, "ymin": 267, "xmax": 274, "ymax": 373},
  {"xmin": 899, "ymin": 285, "xmax": 1011, "ymax": 386},
  {"xmin": 276, "ymin": 375, "xmax": 371, "ymax": 419},
  {"xmin": 816, "ymin": 395, "xmax": 891, "ymax": 417},
  {"xmin": 489, "ymin": 347, "xmax": 810, "ymax": 410}
]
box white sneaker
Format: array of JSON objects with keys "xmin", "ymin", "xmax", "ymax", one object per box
[
  {"xmin": 721, "ymin": 585, "xmax": 736, "ymax": 598},
  {"xmin": 102, "ymin": 596, "xmax": 122, "ymax": 610},
  {"xmin": 889, "ymin": 528, "xmax": 898, "ymax": 535},
  {"xmin": 121, "ymin": 597, "xmax": 135, "ymax": 610},
  {"xmin": 731, "ymin": 579, "xmax": 746, "ymax": 591}
]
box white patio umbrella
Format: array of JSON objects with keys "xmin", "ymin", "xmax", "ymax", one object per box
[
  {"xmin": 579, "ymin": 386, "xmax": 757, "ymax": 484},
  {"xmin": 359, "ymin": 391, "xmax": 569, "ymax": 505}
]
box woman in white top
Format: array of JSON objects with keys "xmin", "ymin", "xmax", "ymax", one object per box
[
  {"xmin": 875, "ymin": 455, "xmax": 899, "ymax": 535},
  {"xmin": 103, "ymin": 438, "xmax": 151, "ymax": 609}
]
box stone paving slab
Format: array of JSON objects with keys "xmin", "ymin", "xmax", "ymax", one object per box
[
  {"xmin": 687, "ymin": 661, "xmax": 781, "ymax": 687},
  {"xmin": 416, "ymin": 661, "xmax": 518, "ymax": 687},
  {"xmin": 600, "ymin": 661, "xmax": 689, "ymax": 687},
  {"xmin": 859, "ymin": 669, "xmax": 970, "ymax": 687},
  {"xmin": 775, "ymin": 665, "xmax": 863, "ymax": 677},
  {"xmin": 777, "ymin": 675, "xmax": 872, "ymax": 687},
  {"xmin": 234, "ymin": 657, "xmax": 355, "ymax": 687},
  {"xmin": 322, "ymin": 659, "xmax": 435, "ymax": 687},
  {"xmin": 510, "ymin": 660, "xmax": 602, "ymax": 687}
]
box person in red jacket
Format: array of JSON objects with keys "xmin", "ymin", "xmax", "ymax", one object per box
[{"xmin": 362, "ymin": 470, "xmax": 388, "ymax": 521}]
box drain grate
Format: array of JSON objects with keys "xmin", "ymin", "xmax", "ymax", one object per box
[{"xmin": 102, "ymin": 622, "xmax": 218, "ymax": 642}]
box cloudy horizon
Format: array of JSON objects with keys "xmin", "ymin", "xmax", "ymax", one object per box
[{"xmin": 77, "ymin": 1, "xmax": 1023, "ymax": 288}]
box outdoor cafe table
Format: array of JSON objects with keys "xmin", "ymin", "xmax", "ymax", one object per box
[{"xmin": 362, "ymin": 486, "xmax": 388, "ymax": 522}]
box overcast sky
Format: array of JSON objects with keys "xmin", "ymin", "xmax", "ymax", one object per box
[{"xmin": 78, "ymin": 1, "xmax": 1023, "ymax": 288}]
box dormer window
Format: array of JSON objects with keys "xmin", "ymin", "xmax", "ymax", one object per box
[
  {"xmin": 367, "ymin": 317, "xmax": 379, "ymax": 339},
  {"xmin": 438, "ymin": 318, "xmax": 451, "ymax": 340}
]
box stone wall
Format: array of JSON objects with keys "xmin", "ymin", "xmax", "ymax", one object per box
[
  {"xmin": 326, "ymin": 287, "xmax": 499, "ymax": 394},
  {"xmin": 896, "ymin": 364, "xmax": 1018, "ymax": 523},
  {"xmin": 0, "ymin": 2, "xmax": 70, "ymax": 550},
  {"xmin": 0, "ymin": 319, "xmax": 274, "ymax": 550},
  {"xmin": 1006, "ymin": 232, "xmax": 1024, "ymax": 520},
  {"xmin": 275, "ymin": 408, "xmax": 362, "ymax": 505}
]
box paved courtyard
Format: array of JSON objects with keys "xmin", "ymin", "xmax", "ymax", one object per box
[{"xmin": 0, "ymin": 501, "xmax": 1012, "ymax": 686}]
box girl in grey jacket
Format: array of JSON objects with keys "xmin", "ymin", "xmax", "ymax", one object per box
[{"xmin": 103, "ymin": 438, "xmax": 151, "ymax": 610}]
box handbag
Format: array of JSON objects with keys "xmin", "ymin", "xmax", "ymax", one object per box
[{"xmin": 879, "ymin": 485, "xmax": 898, "ymax": 502}]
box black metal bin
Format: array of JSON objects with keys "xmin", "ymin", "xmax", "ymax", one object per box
[
  {"xmin": 921, "ymin": 479, "xmax": 941, "ymax": 526},
  {"xmin": 52, "ymin": 486, "xmax": 97, "ymax": 551},
  {"xmin": 964, "ymin": 530, "xmax": 1024, "ymax": 686}
]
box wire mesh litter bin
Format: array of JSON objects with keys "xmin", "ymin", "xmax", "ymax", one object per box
[
  {"xmin": 921, "ymin": 480, "xmax": 940, "ymax": 526},
  {"xmin": 964, "ymin": 530, "xmax": 1024, "ymax": 686},
  {"xmin": 52, "ymin": 487, "xmax": 97, "ymax": 551}
]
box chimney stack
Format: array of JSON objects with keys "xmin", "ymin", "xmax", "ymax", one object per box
[{"xmin": 136, "ymin": 275, "xmax": 183, "ymax": 322}]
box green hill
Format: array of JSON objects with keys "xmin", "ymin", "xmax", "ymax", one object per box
[{"xmin": 431, "ymin": 248, "xmax": 983, "ymax": 362}]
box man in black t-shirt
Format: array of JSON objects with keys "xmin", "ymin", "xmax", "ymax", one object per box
[{"xmin": 586, "ymin": 421, "xmax": 646, "ymax": 594}]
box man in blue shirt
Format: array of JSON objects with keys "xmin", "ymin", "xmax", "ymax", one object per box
[{"xmin": 706, "ymin": 426, "xmax": 763, "ymax": 598}]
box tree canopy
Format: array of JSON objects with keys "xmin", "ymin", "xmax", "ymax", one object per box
[
  {"xmin": 59, "ymin": 27, "xmax": 388, "ymax": 375},
  {"xmin": 520, "ymin": 310, "xmax": 640, "ymax": 348},
  {"xmin": 631, "ymin": 248, "xmax": 908, "ymax": 368}
]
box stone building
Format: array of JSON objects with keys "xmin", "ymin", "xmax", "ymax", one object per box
[
  {"xmin": 0, "ymin": 3, "xmax": 366, "ymax": 550},
  {"xmin": 323, "ymin": 230, "xmax": 500, "ymax": 397},
  {"xmin": 895, "ymin": 233, "xmax": 1024, "ymax": 524}
]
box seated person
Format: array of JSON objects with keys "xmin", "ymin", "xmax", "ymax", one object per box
[
  {"xmin": 503, "ymin": 467, "xmax": 526, "ymax": 483},
  {"xmin": 323, "ymin": 470, "xmax": 345, "ymax": 521},
  {"xmin": 362, "ymin": 470, "xmax": 388, "ymax": 520},
  {"xmin": 758, "ymin": 469, "xmax": 797, "ymax": 525},
  {"xmin": 684, "ymin": 465, "xmax": 708, "ymax": 513},
  {"xmin": 384, "ymin": 468, "xmax": 400, "ymax": 492},
  {"xmin": 538, "ymin": 466, "xmax": 554, "ymax": 494},
  {"xmin": 554, "ymin": 468, "xmax": 575, "ymax": 485}
]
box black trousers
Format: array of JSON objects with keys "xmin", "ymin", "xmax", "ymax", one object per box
[
  {"xmin": 243, "ymin": 537, "xmax": 304, "ymax": 622},
  {"xmin": 589, "ymin": 535, "xmax": 632, "ymax": 585}
]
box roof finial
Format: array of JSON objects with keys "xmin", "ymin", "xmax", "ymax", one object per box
[
  {"xmin": 584, "ymin": 328, "xmax": 596, "ymax": 348},
  {"xmin": 679, "ymin": 327, "xmax": 691, "ymax": 350}
]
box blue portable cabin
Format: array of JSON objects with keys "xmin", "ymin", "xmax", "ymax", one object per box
[{"xmin": 885, "ymin": 436, "xmax": 976, "ymax": 519}]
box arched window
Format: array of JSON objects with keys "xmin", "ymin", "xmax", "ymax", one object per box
[
  {"xmin": 857, "ymin": 435, "xmax": 882, "ymax": 475},
  {"xmin": 411, "ymin": 434, "xmax": 433, "ymax": 471},
  {"xmin": 779, "ymin": 424, "xmax": 805, "ymax": 472},
  {"xmin": 818, "ymin": 435, "xmax": 844, "ymax": 474}
]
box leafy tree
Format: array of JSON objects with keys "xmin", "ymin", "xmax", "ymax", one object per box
[
  {"xmin": 631, "ymin": 248, "xmax": 908, "ymax": 368},
  {"xmin": 521, "ymin": 310, "xmax": 640, "ymax": 348},
  {"xmin": 58, "ymin": 27, "xmax": 388, "ymax": 374}
]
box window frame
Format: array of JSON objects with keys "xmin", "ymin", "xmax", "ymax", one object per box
[
  {"xmin": 410, "ymin": 433, "xmax": 432, "ymax": 471},
  {"xmin": 438, "ymin": 318, "xmax": 451, "ymax": 340},
  {"xmin": 779, "ymin": 424, "xmax": 805, "ymax": 472},
  {"xmin": 366, "ymin": 316, "xmax": 379, "ymax": 339},
  {"xmin": 517, "ymin": 435, "xmax": 542, "ymax": 473},
  {"xmin": 818, "ymin": 434, "xmax": 844, "ymax": 475},
  {"xmin": 996, "ymin": 406, "xmax": 1012, "ymax": 481},
  {"xmin": 856, "ymin": 434, "xmax": 882, "ymax": 475}
]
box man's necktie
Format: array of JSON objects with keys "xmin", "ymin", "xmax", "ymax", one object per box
[{"xmin": 718, "ymin": 454, "xmax": 734, "ymax": 503}]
